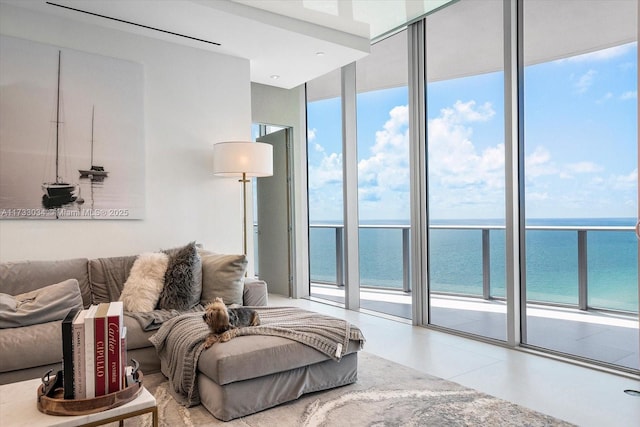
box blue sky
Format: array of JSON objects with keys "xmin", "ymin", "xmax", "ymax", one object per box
[{"xmin": 308, "ymin": 42, "xmax": 637, "ymax": 223}]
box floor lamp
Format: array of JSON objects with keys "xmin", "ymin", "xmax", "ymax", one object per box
[{"xmin": 213, "ymin": 141, "xmax": 273, "ymax": 257}]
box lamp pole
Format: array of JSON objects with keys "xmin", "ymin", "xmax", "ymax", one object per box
[{"xmin": 240, "ymin": 172, "xmax": 249, "ymax": 257}]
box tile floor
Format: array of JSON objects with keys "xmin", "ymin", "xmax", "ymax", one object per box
[
  {"xmin": 312, "ymin": 284, "xmax": 640, "ymax": 369},
  {"xmin": 269, "ymin": 294, "xmax": 640, "ymax": 427}
]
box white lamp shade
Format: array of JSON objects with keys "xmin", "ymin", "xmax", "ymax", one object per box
[{"xmin": 213, "ymin": 141, "xmax": 273, "ymax": 177}]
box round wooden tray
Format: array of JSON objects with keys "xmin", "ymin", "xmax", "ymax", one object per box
[{"xmin": 37, "ymin": 371, "xmax": 144, "ymax": 416}]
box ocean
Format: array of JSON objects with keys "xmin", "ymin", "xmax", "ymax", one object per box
[{"xmin": 309, "ymin": 218, "xmax": 639, "ymax": 313}]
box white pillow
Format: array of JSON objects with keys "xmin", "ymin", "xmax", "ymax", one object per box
[{"xmin": 119, "ymin": 252, "xmax": 169, "ymax": 312}]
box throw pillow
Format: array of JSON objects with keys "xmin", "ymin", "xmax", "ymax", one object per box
[
  {"xmin": 200, "ymin": 253, "xmax": 248, "ymax": 306},
  {"xmin": 0, "ymin": 279, "xmax": 83, "ymax": 328},
  {"xmin": 119, "ymin": 252, "xmax": 169, "ymax": 312},
  {"xmin": 157, "ymin": 242, "xmax": 202, "ymax": 310}
]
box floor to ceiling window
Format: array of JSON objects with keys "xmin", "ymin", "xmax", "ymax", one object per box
[
  {"xmin": 306, "ymin": 69, "xmax": 346, "ymax": 305},
  {"xmin": 356, "ymin": 30, "xmax": 411, "ymax": 319},
  {"xmin": 425, "ymin": 0, "xmax": 507, "ymax": 341},
  {"xmin": 522, "ymin": 0, "xmax": 638, "ymax": 370},
  {"xmin": 304, "ymin": 0, "xmax": 639, "ymax": 374}
]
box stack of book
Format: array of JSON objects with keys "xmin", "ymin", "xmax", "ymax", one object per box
[{"xmin": 61, "ymin": 301, "xmax": 128, "ymax": 400}]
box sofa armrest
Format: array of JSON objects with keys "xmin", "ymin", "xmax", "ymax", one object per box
[{"xmin": 243, "ymin": 278, "xmax": 268, "ymax": 307}]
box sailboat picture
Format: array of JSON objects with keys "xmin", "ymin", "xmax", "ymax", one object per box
[
  {"xmin": 78, "ymin": 106, "xmax": 109, "ymax": 179},
  {"xmin": 42, "ymin": 50, "xmax": 79, "ymax": 208},
  {"xmin": 0, "ymin": 35, "xmax": 144, "ymax": 220}
]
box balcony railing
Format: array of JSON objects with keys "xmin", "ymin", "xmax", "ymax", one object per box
[{"xmin": 309, "ymin": 223, "xmax": 638, "ymax": 313}]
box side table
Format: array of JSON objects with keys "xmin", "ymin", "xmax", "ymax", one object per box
[{"xmin": 0, "ymin": 377, "xmax": 158, "ymax": 427}]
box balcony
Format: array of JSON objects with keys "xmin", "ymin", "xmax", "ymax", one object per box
[{"xmin": 309, "ymin": 223, "xmax": 639, "ymax": 371}]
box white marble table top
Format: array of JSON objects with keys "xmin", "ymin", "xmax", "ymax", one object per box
[{"xmin": 0, "ymin": 377, "xmax": 156, "ymax": 427}]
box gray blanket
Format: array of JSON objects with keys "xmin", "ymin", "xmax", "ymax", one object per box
[
  {"xmin": 149, "ymin": 306, "xmax": 366, "ymax": 407},
  {"xmin": 125, "ymin": 304, "xmax": 204, "ymax": 331}
]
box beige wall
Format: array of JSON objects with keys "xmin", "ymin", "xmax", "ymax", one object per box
[{"xmin": 0, "ymin": 4, "xmax": 252, "ymax": 261}]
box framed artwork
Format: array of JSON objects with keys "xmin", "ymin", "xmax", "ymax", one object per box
[{"xmin": 0, "ymin": 35, "xmax": 144, "ymax": 219}]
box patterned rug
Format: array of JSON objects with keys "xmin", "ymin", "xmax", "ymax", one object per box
[{"xmin": 135, "ymin": 352, "xmax": 573, "ymax": 426}]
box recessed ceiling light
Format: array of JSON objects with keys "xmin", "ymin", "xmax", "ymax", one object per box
[
  {"xmin": 270, "ymin": 74, "xmax": 280, "ymax": 80},
  {"xmin": 316, "ymin": 51, "xmax": 325, "ymax": 56}
]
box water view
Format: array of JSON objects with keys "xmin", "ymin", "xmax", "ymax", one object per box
[{"xmin": 310, "ymin": 218, "xmax": 638, "ymax": 313}]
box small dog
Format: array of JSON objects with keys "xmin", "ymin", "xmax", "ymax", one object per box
[{"xmin": 203, "ymin": 297, "xmax": 260, "ymax": 348}]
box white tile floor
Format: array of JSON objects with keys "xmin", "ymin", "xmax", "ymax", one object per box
[{"xmin": 269, "ymin": 294, "xmax": 640, "ymax": 427}]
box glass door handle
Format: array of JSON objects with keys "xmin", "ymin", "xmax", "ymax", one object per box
[{"xmin": 636, "ymin": 220, "xmax": 640, "ymax": 240}]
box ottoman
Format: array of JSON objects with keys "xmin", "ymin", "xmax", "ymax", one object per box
[
  {"xmin": 151, "ymin": 307, "xmax": 365, "ymax": 422},
  {"xmin": 197, "ymin": 334, "xmax": 362, "ymax": 421}
]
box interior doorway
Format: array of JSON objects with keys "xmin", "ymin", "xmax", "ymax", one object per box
[{"xmin": 253, "ymin": 125, "xmax": 295, "ymax": 297}]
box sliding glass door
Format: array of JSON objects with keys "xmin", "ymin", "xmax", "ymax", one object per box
[
  {"xmin": 306, "ymin": 70, "xmax": 346, "ymax": 305},
  {"xmin": 425, "ymin": 0, "xmax": 507, "ymax": 341},
  {"xmin": 356, "ymin": 30, "xmax": 411, "ymax": 319},
  {"xmin": 522, "ymin": 0, "xmax": 638, "ymax": 370}
]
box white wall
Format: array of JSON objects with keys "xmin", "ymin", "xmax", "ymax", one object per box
[
  {"xmin": 0, "ymin": 4, "xmax": 252, "ymax": 262},
  {"xmin": 251, "ymin": 83, "xmax": 309, "ymax": 297}
]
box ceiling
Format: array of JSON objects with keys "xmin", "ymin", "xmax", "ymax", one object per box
[
  {"xmin": 0, "ymin": 0, "xmax": 455, "ymax": 89},
  {"xmin": 308, "ymin": 0, "xmax": 638, "ymax": 101}
]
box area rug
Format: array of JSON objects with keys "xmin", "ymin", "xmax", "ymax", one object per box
[{"xmin": 136, "ymin": 352, "xmax": 573, "ymax": 426}]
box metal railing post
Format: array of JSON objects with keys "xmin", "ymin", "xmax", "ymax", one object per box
[
  {"xmin": 336, "ymin": 226, "xmax": 344, "ymax": 287},
  {"xmin": 482, "ymin": 228, "xmax": 491, "ymax": 300},
  {"xmin": 578, "ymin": 230, "xmax": 588, "ymax": 310},
  {"xmin": 402, "ymin": 227, "xmax": 411, "ymax": 292}
]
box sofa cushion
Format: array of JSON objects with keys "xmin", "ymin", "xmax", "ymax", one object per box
[
  {"xmin": 243, "ymin": 278, "xmax": 268, "ymax": 307},
  {"xmin": 0, "ymin": 279, "xmax": 83, "ymax": 328},
  {"xmin": 0, "ymin": 258, "xmax": 91, "ymax": 308},
  {"xmin": 200, "ymin": 253, "xmax": 248, "ymax": 306},
  {"xmin": 158, "ymin": 242, "xmax": 202, "ymax": 310},
  {"xmin": 123, "ymin": 314, "xmax": 157, "ymax": 351},
  {"xmin": 197, "ymin": 335, "xmax": 361, "ymax": 386},
  {"xmin": 119, "ymin": 252, "xmax": 169, "ymax": 312},
  {"xmin": 0, "ymin": 321, "xmax": 62, "ymax": 373},
  {"xmin": 89, "ymin": 255, "xmax": 138, "ymax": 304}
]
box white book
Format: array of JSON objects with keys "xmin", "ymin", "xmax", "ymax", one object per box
[
  {"xmin": 72, "ymin": 309, "xmax": 88, "ymax": 399},
  {"xmin": 83, "ymin": 305, "xmax": 98, "ymax": 398}
]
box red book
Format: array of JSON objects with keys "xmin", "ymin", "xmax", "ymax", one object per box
[
  {"xmin": 106, "ymin": 302, "xmax": 124, "ymax": 394},
  {"xmin": 93, "ymin": 303, "xmax": 110, "ymax": 397}
]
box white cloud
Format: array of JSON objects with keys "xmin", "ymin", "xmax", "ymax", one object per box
[
  {"xmin": 427, "ymin": 100, "xmax": 507, "ymax": 218},
  {"xmin": 566, "ymin": 161, "xmax": 603, "ymax": 174},
  {"xmin": 613, "ymin": 168, "xmax": 638, "ymax": 190},
  {"xmin": 357, "ymin": 105, "xmax": 410, "ymax": 216},
  {"xmin": 559, "ymin": 161, "xmax": 604, "ymax": 179},
  {"xmin": 440, "ymin": 100, "xmax": 495, "ymax": 124},
  {"xmin": 308, "ymin": 151, "xmax": 342, "ymax": 191},
  {"xmin": 309, "ymin": 95, "xmax": 636, "ymax": 222},
  {"xmin": 525, "ymin": 146, "xmax": 556, "ymax": 178},
  {"xmin": 620, "ymin": 91, "xmax": 637, "ymax": 100},
  {"xmin": 596, "ymin": 92, "xmax": 614, "ymax": 103},
  {"xmin": 573, "ymin": 69, "xmax": 597, "ymax": 94},
  {"xmin": 426, "ymin": 101, "xmax": 497, "ymax": 194},
  {"xmin": 308, "ymin": 127, "xmax": 317, "ymax": 142},
  {"xmin": 527, "ymin": 192, "xmax": 549, "ymax": 201},
  {"xmin": 309, "ymin": 103, "xmax": 412, "ymax": 220}
]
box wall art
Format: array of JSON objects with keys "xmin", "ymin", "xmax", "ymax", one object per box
[{"xmin": 0, "ymin": 35, "xmax": 144, "ymax": 219}]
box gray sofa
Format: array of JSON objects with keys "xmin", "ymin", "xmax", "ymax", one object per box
[
  {"xmin": 0, "ymin": 251, "xmax": 267, "ymax": 385},
  {"xmin": 0, "ymin": 248, "xmax": 364, "ymax": 421}
]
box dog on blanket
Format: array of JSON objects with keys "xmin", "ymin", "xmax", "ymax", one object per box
[{"xmin": 202, "ymin": 297, "xmax": 260, "ymax": 348}]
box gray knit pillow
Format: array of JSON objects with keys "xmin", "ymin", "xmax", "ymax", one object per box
[{"xmin": 157, "ymin": 242, "xmax": 202, "ymax": 310}]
